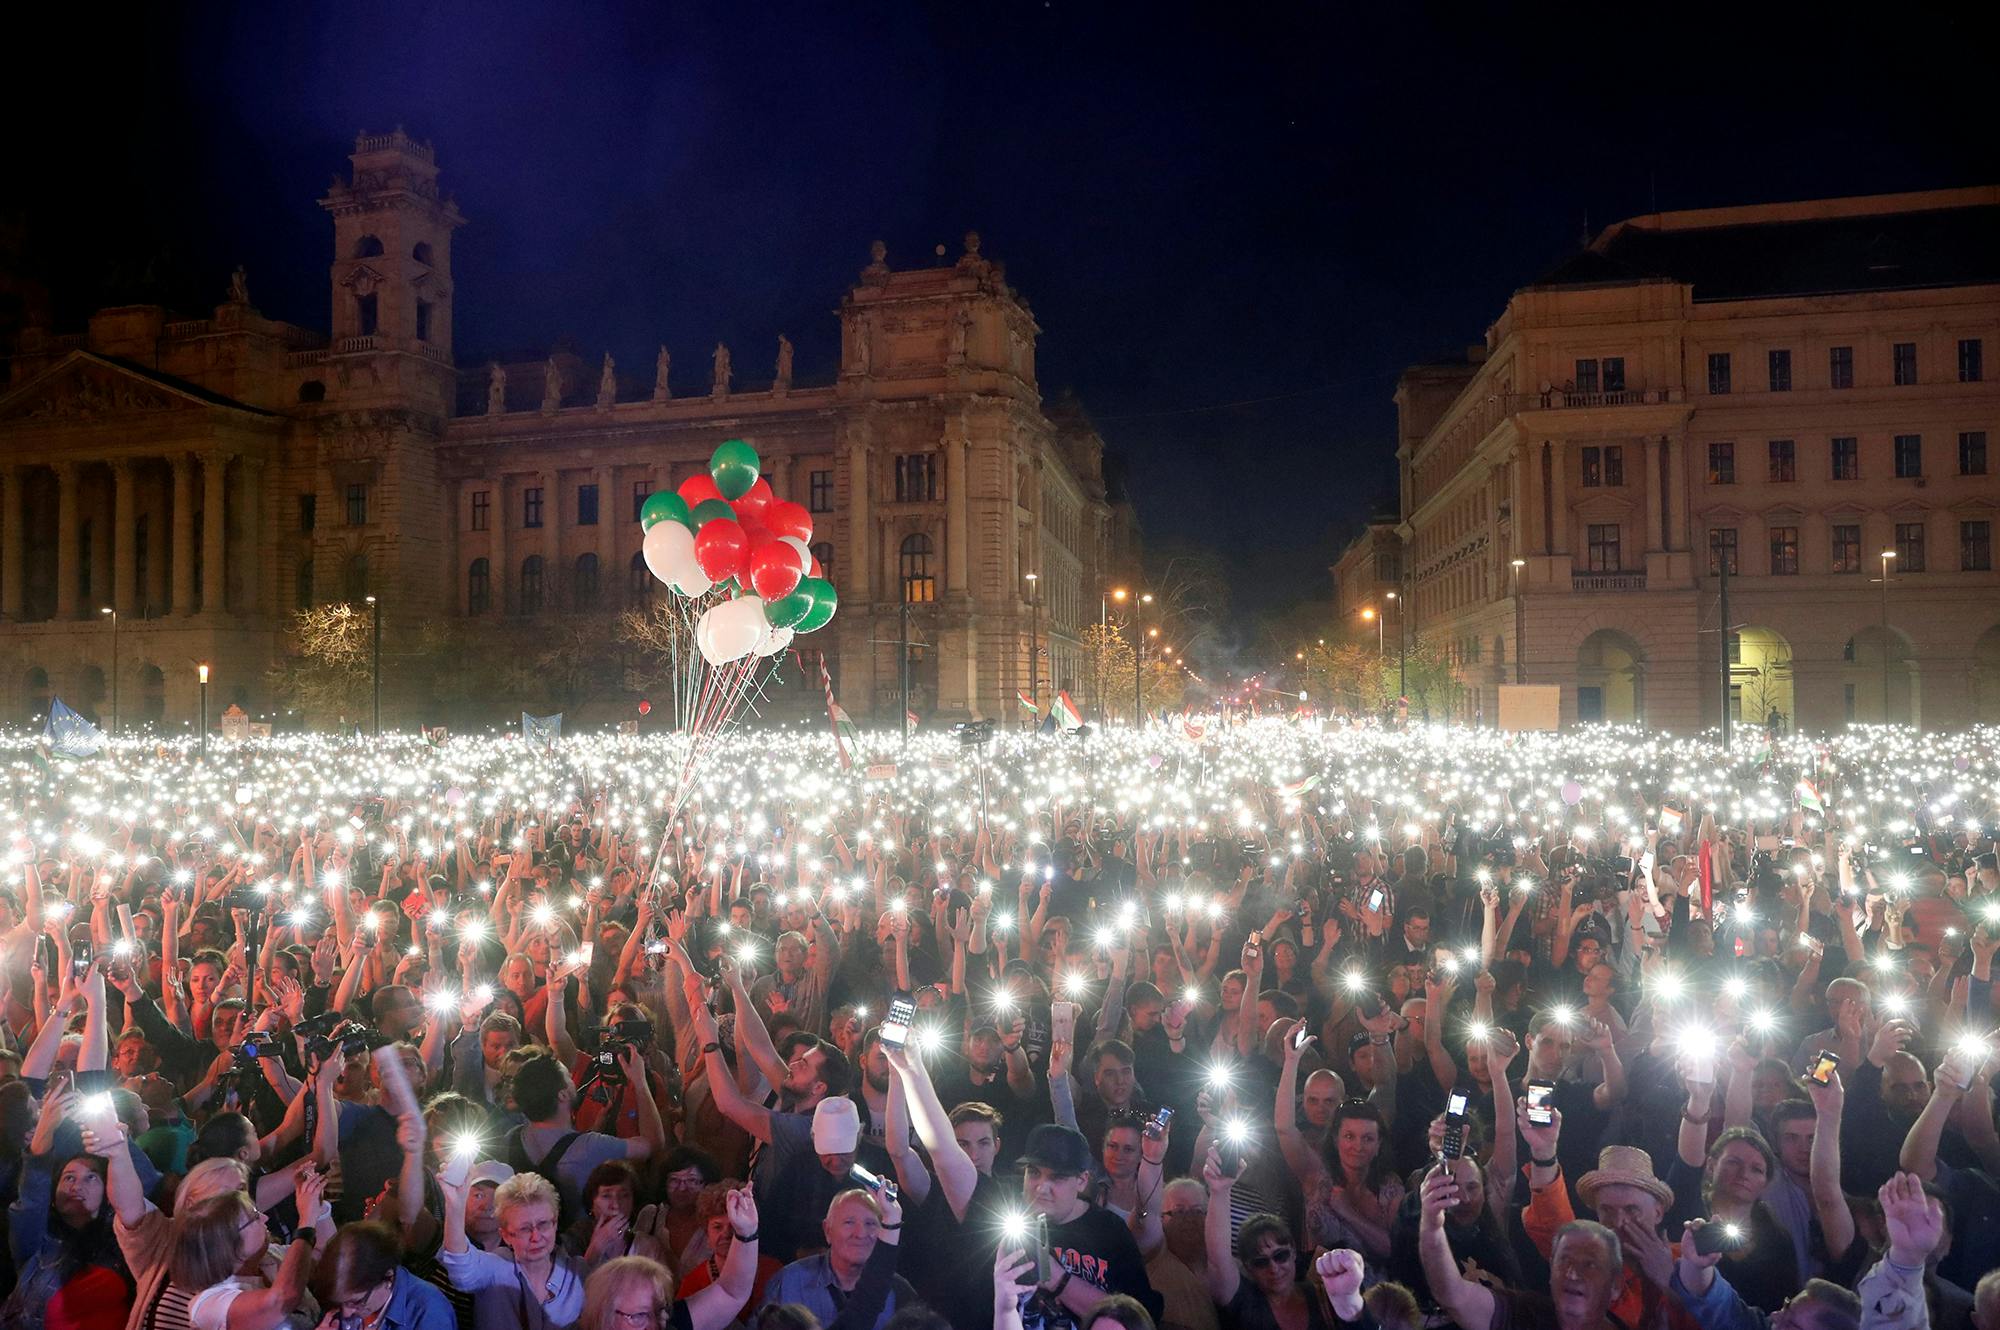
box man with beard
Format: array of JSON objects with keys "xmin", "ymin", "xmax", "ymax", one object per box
[
  {"xmin": 933, "ymin": 1021, "xmax": 1037, "ymax": 1166},
  {"xmin": 1421, "ymin": 1162, "xmax": 1622, "ymax": 1330},
  {"xmin": 1838, "ymin": 1018, "xmax": 1925, "ymax": 1193},
  {"xmin": 690, "ymin": 973, "xmax": 887, "ymax": 1256}
]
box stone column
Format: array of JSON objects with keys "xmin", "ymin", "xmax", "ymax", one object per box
[
  {"xmin": 845, "ymin": 442, "xmax": 872, "ymax": 601},
  {"xmin": 594, "ymin": 465, "xmax": 614, "ymax": 580},
  {"xmin": 945, "ymin": 429, "xmax": 970, "ymax": 596},
  {"xmin": 1547, "ymin": 440, "xmax": 1568, "ymax": 555},
  {"xmin": 1, "ymin": 466, "xmax": 23, "ymax": 619},
  {"xmin": 1642, "ymin": 437, "xmax": 1664, "ymax": 551},
  {"xmin": 146, "ymin": 477, "xmax": 171, "ymax": 616},
  {"xmin": 768, "ymin": 454, "xmax": 793, "ymax": 503},
  {"xmin": 238, "ymin": 457, "xmax": 263, "ymax": 614},
  {"xmin": 54, "ymin": 462, "xmax": 80, "ymax": 620},
  {"xmin": 202, "ymin": 453, "xmax": 230, "ymax": 614},
  {"xmin": 491, "ymin": 475, "xmax": 509, "ymax": 615},
  {"xmin": 113, "ymin": 460, "xmax": 139, "ymax": 614},
  {"xmin": 171, "ymin": 455, "xmax": 197, "ymax": 615}
]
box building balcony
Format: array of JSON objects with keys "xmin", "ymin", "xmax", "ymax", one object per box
[
  {"xmin": 1507, "ymin": 387, "xmax": 1681, "ymax": 411},
  {"xmin": 1571, "ymin": 571, "xmax": 1646, "ymax": 592}
]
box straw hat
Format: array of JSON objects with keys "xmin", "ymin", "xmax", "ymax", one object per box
[{"xmin": 1575, "ymin": 1145, "xmax": 1674, "ymax": 1211}]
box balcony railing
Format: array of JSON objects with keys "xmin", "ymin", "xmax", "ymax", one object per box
[
  {"xmin": 1571, "ymin": 571, "xmax": 1647, "ymax": 592},
  {"xmin": 334, "ymin": 335, "xmax": 379, "ymax": 354},
  {"xmin": 1508, "ymin": 387, "xmax": 1680, "ymax": 411}
]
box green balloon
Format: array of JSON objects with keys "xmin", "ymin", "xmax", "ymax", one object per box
[
  {"xmin": 764, "ymin": 587, "xmax": 814, "ymax": 630},
  {"xmin": 794, "ymin": 578, "xmax": 837, "ymax": 633},
  {"xmin": 709, "ymin": 438, "xmax": 761, "ymax": 501},
  {"xmin": 690, "ymin": 498, "xmax": 737, "ymax": 528},
  {"xmin": 639, "ymin": 491, "xmax": 693, "ymax": 531}
]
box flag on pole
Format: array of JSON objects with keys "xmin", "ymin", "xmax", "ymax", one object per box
[
  {"xmin": 521, "ymin": 712, "xmax": 563, "ymax": 745},
  {"xmin": 1275, "ymin": 773, "xmax": 1322, "ymax": 801},
  {"xmin": 1017, "ymin": 691, "xmax": 1039, "ymax": 717},
  {"xmin": 1796, "ymin": 778, "xmax": 1825, "ymax": 815},
  {"xmin": 1659, "ymin": 805, "xmax": 1685, "ymax": 836},
  {"xmin": 1053, "ymin": 691, "xmax": 1084, "ymax": 732},
  {"xmin": 817, "ymin": 654, "xmax": 854, "ymax": 771},
  {"xmin": 905, "ymin": 710, "xmax": 919, "ymax": 733},
  {"xmin": 43, "ymin": 698, "xmax": 104, "ymax": 760}
]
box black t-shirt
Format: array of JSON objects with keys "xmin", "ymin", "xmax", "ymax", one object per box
[
  {"xmin": 1026, "ymin": 1203, "xmax": 1163, "ymax": 1329},
  {"xmin": 901, "ymin": 1170, "xmax": 1010, "ymax": 1330}
]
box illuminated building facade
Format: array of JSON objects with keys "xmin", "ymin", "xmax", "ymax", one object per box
[
  {"xmin": 1397, "ymin": 186, "xmax": 2000, "ymax": 730},
  {"xmin": 0, "ymin": 131, "xmax": 1128, "ymax": 729}
]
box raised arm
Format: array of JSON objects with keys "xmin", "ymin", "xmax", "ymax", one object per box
[
  {"xmin": 685, "ymin": 1188, "xmax": 762, "ymax": 1330},
  {"xmin": 1418, "ymin": 1164, "xmax": 1495, "ymax": 1330},
  {"xmin": 1201, "ymin": 1148, "xmax": 1242, "ymax": 1306},
  {"xmin": 1805, "ymin": 1068, "xmax": 1854, "ymax": 1259},
  {"xmin": 689, "ymin": 999, "xmax": 774, "ymax": 1144}
]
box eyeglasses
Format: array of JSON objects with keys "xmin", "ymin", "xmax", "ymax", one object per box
[
  {"xmin": 609, "ymin": 1308, "xmax": 666, "ymax": 1328},
  {"xmin": 1246, "ymin": 1247, "xmax": 1294, "ymax": 1269}
]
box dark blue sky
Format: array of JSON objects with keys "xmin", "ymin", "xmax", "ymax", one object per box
[{"xmin": 5, "ymin": 3, "xmax": 1991, "ymax": 627}]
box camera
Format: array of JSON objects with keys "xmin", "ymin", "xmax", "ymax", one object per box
[
  {"xmin": 224, "ymin": 887, "xmax": 267, "ymax": 913},
  {"xmin": 301, "ymin": 1016, "xmax": 383, "ymax": 1062},
  {"xmin": 585, "ymin": 1018, "xmax": 655, "ymax": 1084},
  {"xmin": 236, "ymin": 1030, "xmax": 286, "ymax": 1062},
  {"xmin": 952, "ymin": 720, "xmax": 995, "ymax": 748}
]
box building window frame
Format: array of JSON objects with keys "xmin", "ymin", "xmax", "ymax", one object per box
[
  {"xmin": 1962, "ymin": 520, "xmax": 1992, "ymax": 572},
  {"xmin": 1768, "ymin": 526, "xmax": 1799, "ymax": 576},
  {"xmin": 1831, "ymin": 437, "xmax": 1858, "ymax": 481},
  {"xmin": 1961, "ymin": 431, "xmax": 1988, "ymax": 476},
  {"xmin": 1708, "ymin": 527, "xmax": 1738, "ymax": 576},
  {"xmin": 1893, "ymin": 435, "xmax": 1923, "ymax": 479},
  {"xmin": 1767, "ymin": 349, "xmax": 1792, "ymax": 392},
  {"xmin": 809, "ymin": 469, "xmax": 834, "ymax": 513},
  {"xmin": 1829, "ymin": 345, "xmax": 1853, "ymax": 389},
  {"xmin": 1581, "ymin": 446, "xmax": 1602, "ymax": 487},
  {"xmin": 467, "ymin": 558, "xmax": 490, "ymax": 614},
  {"xmin": 1958, "ymin": 337, "xmax": 1983, "ymax": 384},
  {"xmin": 899, "ymin": 532, "xmax": 936, "ymax": 602},
  {"xmin": 345, "ymin": 483, "xmax": 368, "ymax": 527},
  {"xmin": 470, "ymin": 490, "xmax": 490, "ymax": 531},
  {"xmin": 1585, "ymin": 523, "xmax": 1621, "ymax": 572},
  {"xmin": 1707, "ymin": 442, "xmax": 1735, "ymax": 484},
  {"xmin": 1707, "ymin": 352, "xmax": 1732, "ymax": 395},
  {"xmin": 894, "ymin": 454, "xmax": 937, "ymax": 503},
  {"xmin": 1831, "ymin": 524, "xmax": 1861, "ymax": 574},
  {"xmin": 524, "ymin": 486, "xmax": 545, "ymax": 529},
  {"xmin": 1768, "ymin": 439, "xmax": 1796, "ymax": 483},
  {"xmin": 577, "ymin": 483, "xmax": 599, "ymax": 527},
  {"xmin": 1895, "ymin": 521, "xmax": 1926, "ymax": 572},
  {"xmin": 1892, "ymin": 341, "xmax": 1918, "ymax": 386},
  {"xmin": 519, "ymin": 555, "xmax": 544, "ymax": 614}
]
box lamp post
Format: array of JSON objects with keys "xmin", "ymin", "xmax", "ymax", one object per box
[
  {"xmin": 1386, "ymin": 589, "xmax": 1406, "ymax": 703},
  {"xmin": 1510, "ymin": 558, "xmax": 1527, "ymax": 686},
  {"xmin": 1132, "ymin": 592, "xmax": 1152, "ymax": 727},
  {"xmin": 197, "ymin": 662, "xmax": 210, "ymax": 760},
  {"xmin": 1362, "ymin": 606, "xmax": 1383, "ymax": 654},
  {"xmin": 365, "ymin": 594, "xmax": 381, "ymax": 735},
  {"xmin": 1024, "ymin": 571, "xmax": 1041, "ymax": 719},
  {"xmin": 100, "ymin": 607, "xmax": 117, "ymax": 735},
  {"xmin": 1877, "ymin": 548, "xmax": 1897, "ymax": 720}
]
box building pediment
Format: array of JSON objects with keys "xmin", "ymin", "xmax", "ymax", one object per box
[
  {"xmin": 1574, "ymin": 493, "xmax": 1636, "ymax": 519},
  {"xmin": 0, "ymin": 351, "xmax": 269, "ymax": 427},
  {"xmin": 1697, "ymin": 503, "xmax": 1749, "ymax": 522}
]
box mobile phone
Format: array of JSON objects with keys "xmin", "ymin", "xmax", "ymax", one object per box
[
  {"xmin": 1290, "ymin": 1025, "xmax": 1313, "ymax": 1052},
  {"xmin": 1799, "ymin": 933, "xmax": 1824, "ymax": 958},
  {"xmin": 1526, "ymin": 1080, "xmax": 1556, "ymax": 1126},
  {"xmin": 1367, "ymin": 888, "xmax": 1386, "ymax": 913},
  {"xmin": 879, "ymin": 994, "xmax": 916, "ymax": 1051},
  {"xmin": 1440, "ymin": 1090, "xmax": 1471, "ymax": 1160},
  {"xmin": 1939, "ymin": 1048, "xmax": 1977, "ymax": 1093},
  {"xmin": 1218, "ymin": 1121, "xmax": 1250, "ymax": 1175},
  {"xmin": 1693, "ymin": 1221, "xmax": 1746, "ymax": 1256},
  {"xmin": 849, "ymin": 1163, "xmax": 900, "ymax": 1203},
  {"xmin": 71, "ymin": 942, "xmax": 92, "ymax": 977},
  {"xmin": 1144, "ymin": 1106, "xmax": 1174, "ymax": 1141},
  {"xmin": 440, "ymin": 1138, "xmax": 480, "ymax": 1188},
  {"xmin": 1687, "ymin": 1045, "xmax": 1717, "ymax": 1084},
  {"xmin": 1808, "ymin": 1051, "xmax": 1839, "ymax": 1086}
]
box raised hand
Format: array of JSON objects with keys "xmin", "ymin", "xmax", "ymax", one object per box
[
  {"xmin": 724, "ymin": 1185, "xmax": 759, "ymax": 1238},
  {"xmin": 1617, "ymin": 1212, "xmax": 1674, "ymax": 1287},
  {"xmin": 1418, "ymin": 1163, "xmax": 1460, "ymax": 1232},
  {"xmin": 1879, "ymin": 1170, "xmax": 1944, "ymax": 1267},
  {"xmin": 1315, "ymin": 1249, "xmax": 1366, "ymax": 1317},
  {"xmin": 293, "ymin": 1163, "xmax": 328, "ymax": 1231},
  {"xmin": 1868, "ymin": 1018, "xmax": 1916, "ymax": 1066}
]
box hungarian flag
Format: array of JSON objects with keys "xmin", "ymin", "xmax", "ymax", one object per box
[
  {"xmin": 1796, "ymin": 778, "xmax": 1825, "ymax": 815},
  {"xmin": 1275, "ymin": 773, "xmax": 1322, "ymax": 801},
  {"xmin": 905, "ymin": 710, "xmax": 919, "ymax": 732},
  {"xmin": 817, "ymin": 654, "xmax": 854, "ymax": 771},
  {"xmin": 1018, "ymin": 691, "xmax": 1039, "ymax": 717},
  {"xmin": 1053, "ymin": 691, "xmax": 1084, "ymax": 732},
  {"xmin": 1659, "ymin": 806, "xmax": 1685, "ymax": 835},
  {"xmin": 1183, "ymin": 708, "xmax": 1206, "ymax": 741}
]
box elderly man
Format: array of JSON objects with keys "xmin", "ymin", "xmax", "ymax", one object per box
[
  {"xmin": 761, "ymin": 1187, "xmax": 915, "ymax": 1330},
  {"xmin": 1520, "ymin": 1102, "xmax": 1703, "ymax": 1330},
  {"xmin": 1792, "ymin": 977, "xmax": 1871, "ymax": 1076},
  {"xmin": 1420, "ymin": 1162, "xmax": 1623, "ymax": 1330}
]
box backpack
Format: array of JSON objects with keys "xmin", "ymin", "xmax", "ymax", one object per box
[{"xmin": 502, "ymin": 1125, "xmax": 584, "ymax": 1231}]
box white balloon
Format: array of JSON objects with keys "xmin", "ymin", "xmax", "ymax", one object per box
[
  {"xmin": 754, "ymin": 624, "xmax": 794, "ymax": 657},
  {"xmin": 778, "ymin": 535, "xmax": 811, "ymax": 575},
  {"xmin": 705, "ymin": 596, "xmax": 767, "ymax": 662},
  {"xmin": 671, "ymin": 564, "xmax": 714, "ymax": 597},
  {"xmin": 643, "ymin": 523, "xmax": 694, "ymax": 585},
  {"xmin": 695, "ymin": 610, "xmax": 719, "ymax": 664}
]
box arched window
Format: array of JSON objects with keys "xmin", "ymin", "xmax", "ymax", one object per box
[
  {"xmin": 343, "ymin": 554, "xmax": 369, "ymax": 603},
  {"xmin": 295, "ymin": 558, "xmax": 314, "ymax": 610},
  {"xmin": 519, "ymin": 556, "xmax": 544, "ymax": 615},
  {"xmin": 25, "ymin": 666, "xmax": 51, "ymax": 724},
  {"xmin": 298, "ymin": 381, "xmax": 326, "ymax": 403},
  {"xmin": 899, "ymin": 533, "xmax": 935, "ymax": 603},
  {"xmin": 810, "ymin": 541, "xmax": 833, "ymax": 579},
  {"xmin": 352, "ymin": 235, "xmax": 385, "ymax": 258},
  {"xmin": 629, "ymin": 551, "xmax": 654, "ymax": 601},
  {"xmin": 140, "ymin": 664, "xmax": 165, "ymax": 721},
  {"xmin": 412, "ymin": 241, "xmax": 434, "ymax": 265},
  {"xmin": 467, "ymin": 558, "xmax": 490, "ymax": 615},
  {"xmin": 573, "ymin": 553, "xmax": 600, "ymax": 610}
]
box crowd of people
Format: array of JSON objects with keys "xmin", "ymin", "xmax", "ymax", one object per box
[{"xmin": 0, "ymin": 716, "xmax": 1996, "ymax": 1330}]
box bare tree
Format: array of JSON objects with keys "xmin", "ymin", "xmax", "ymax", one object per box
[{"xmin": 266, "ymin": 604, "xmax": 371, "ymax": 724}]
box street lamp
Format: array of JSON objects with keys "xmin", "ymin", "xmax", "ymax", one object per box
[
  {"xmin": 1132, "ymin": 593, "xmax": 1153, "ymax": 727},
  {"xmin": 1023, "ymin": 572, "xmax": 1041, "ymax": 719},
  {"xmin": 365, "ymin": 594, "xmax": 381, "ymax": 735},
  {"xmin": 1510, "ymin": 559, "xmax": 1527, "ymax": 686},
  {"xmin": 197, "ymin": 662, "xmax": 210, "ymax": 760},
  {"xmin": 1361, "ymin": 606, "xmax": 1383, "ymax": 654},
  {"xmin": 100, "ymin": 607, "xmax": 117, "ymax": 736}
]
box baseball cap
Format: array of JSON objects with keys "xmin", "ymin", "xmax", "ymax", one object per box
[
  {"xmin": 812, "ymin": 1096, "xmax": 860, "ymax": 1154},
  {"xmin": 467, "ymin": 1160, "xmax": 514, "ymax": 1188},
  {"xmin": 1021, "ymin": 1123, "xmax": 1092, "ymax": 1175}
]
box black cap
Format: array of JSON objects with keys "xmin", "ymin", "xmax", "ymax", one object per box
[{"xmin": 1021, "ymin": 1124, "xmax": 1092, "ymax": 1175}]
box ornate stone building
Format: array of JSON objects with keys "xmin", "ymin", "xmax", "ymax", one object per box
[
  {"xmin": 0, "ymin": 130, "xmax": 1128, "ymax": 729},
  {"xmin": 1397, "ymin": 186, "xmax": 2000, "ymax": 731}
]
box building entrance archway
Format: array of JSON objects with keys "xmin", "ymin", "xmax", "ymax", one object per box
[
  {"xmin": 1973, "ymin": 624, "xmax": 2000, "ymax": 724},
  {"xmin": 1729, "ymin": 626, "xmax": 1795, "ymax": 732},
  {"xmin": 1575, "ymin": 629, "xmax": 1645, "ymax": 724}
]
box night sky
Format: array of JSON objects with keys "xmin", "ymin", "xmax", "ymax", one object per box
[{"xmin": 4, "ymin": 4, "xmax": 1991, "ymax": 635}]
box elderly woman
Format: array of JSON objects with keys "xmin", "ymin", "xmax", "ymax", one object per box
[
  {"xmin": 565, "ymin": 1160, "xmax": 666, "ymax": 1269},
  {"xmin": 308, "ymin": 1221, "xmax": 453, "ymax": 1330},
  {"xmin": 584, "ymin": 1234, "xmax": 761, "ymax": 1330},
  {"xmin": 440, "ymin": 1170, "xmax": 588, "ymax": 1329}
]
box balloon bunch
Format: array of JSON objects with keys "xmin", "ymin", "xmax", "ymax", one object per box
[
  {"xmin": 635, "ymin": 440, "xmax": 844, "ymax": 869},
  {"xmin": 638, "ymin": 438, "xmax": 839, "ymax": 664}
]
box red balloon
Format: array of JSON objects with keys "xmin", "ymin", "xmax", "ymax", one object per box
[
  {"xmin": 677, "ymin": 474, "xmax": 724, "ymax": 509},
  {"xmin": 808, "ymin": 557, "xmax": 823, "ymax": 578},
  {"xmin": 765, "ymin": 499, "xmax": 813, "ymax": 543},
  {"xmin": 749, "ymin": 541, "xmax": 804, "ymax": 601},
  {"xmin": 738, "ymin": 514, "xmax": 773, "ymax": 550},
  {"xmin": 735, "ymin": 476, "xmax": 775, "ymax": 521},
  {"xmin": 637, "ymin": 699, "xmax": 652, "ymax": 716},
  {"xmin": 693, "ymin": 519, "xmax": 750, "ymax": 585}
]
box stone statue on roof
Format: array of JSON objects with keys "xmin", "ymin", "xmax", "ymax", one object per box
[
  {"xmin": 711, "ymin": 342, "xmax": 732, "ymax": 398},
  {"xmin": 226, "ymin": 265, "xmax": 250, "ymax": 305},
  {"xmin": 542, "ymin": 357, "xmax": 562, "ymax": 413},
  {"xmin": 487, "ymin": 362, "xmax": 507, "ymax": 415},
  {"xmin": 597, "ymin": 353, "xmax": 617, "ymax": 409},
  {"xmin": 653, "ymin": 345, "xmax": 672, "ymax": 402},
  {"xmin": 774, "ymin": 334, "xmax": 793, "ymax": 392}
]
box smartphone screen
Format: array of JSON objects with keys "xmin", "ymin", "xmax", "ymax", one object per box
[
  {"xmin": 1808, "ymin": 1051, "xmax": 1839, "ymax": 1086},
  {"xmin": 1526, "ymin": 1080, "xmax": 1556, "ymax": 1125},
  {"xmin": 1445, "ymin": 1090, "xmax": 1470, "ymax": 1119},
  {"xmin": 1145, "ymin": 1106, "xmax": 1174, "ymax": 1139},
  {"xmin": 1367, "ymin": 888, "xmax": 1386, "ymax": 913},
  {"xmin": 1291, "ymin": 1025, "xmax": 1313, "ymax": 1052},
  {"xmin": 879, "ymin": 995, "xmax": 916, "ymax": 1050}
]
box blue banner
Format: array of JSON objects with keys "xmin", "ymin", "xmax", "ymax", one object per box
[{"xmin": 44, "ymin": 698, "xmax": 105, "ymax": 759}]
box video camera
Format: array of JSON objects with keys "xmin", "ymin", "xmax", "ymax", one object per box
[
  {"xmin": 295, "ymin": 1012, "xmax": 385, "ymax": 1062},
  {"xmin": 952, "ymin": 720, "xmax": 995, "ymax": 748},
  {"xmin": 583, "ymin": 1017, "xmax": 655, "ymax": 1085}
]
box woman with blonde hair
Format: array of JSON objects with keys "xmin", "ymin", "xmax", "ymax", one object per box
[
  {"xmin": 580, "ymin": 1190, "xmax": 761, "ymax": 1330},
  {"xmin": 440, "ymin": 1169, "xmax": 589, "ymax": 1328},
  {"xmin": 163, "ymin": 1168, "xmax": 325, "ymax": 1330}
]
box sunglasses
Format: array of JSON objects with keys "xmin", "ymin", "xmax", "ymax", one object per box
[{"xmin": 1246, "ymin": 1247, "xmax": 1294, "ymax": 1270}]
